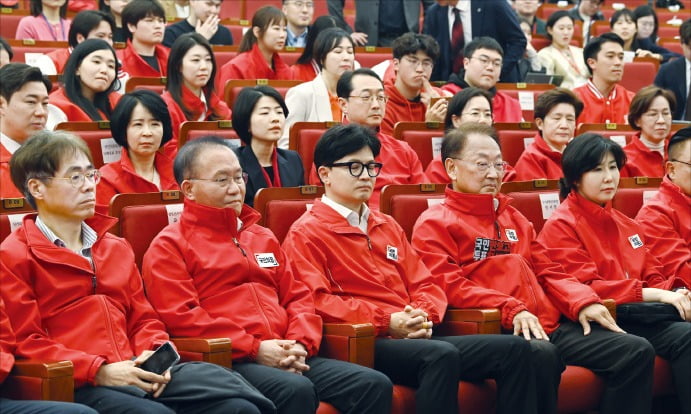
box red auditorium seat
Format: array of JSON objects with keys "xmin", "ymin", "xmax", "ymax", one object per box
[
  {"xmin": 354, "ymin": 46, "xmax": 392, "ymax": 68},
  {"xmin": 6, "ymin": 39, "xmax": 68, "ymax": 64},
  {"xmin": 288, "ymin": 121, "xmax": 341, "ymax": 182},
  {"xmin": 125, "ymin": 76, "xmax": 167, "ymax": 94},
  {"xmin": 54, "ymin": 121, "xmax": 119, "ymax": 169},
  {"xmin": 0, "ymin": 8, "xmax": 29, "ymax": 39},
  {"xmin": 392, "ymin": 121, "xmax": 446, "ymax": 169},
  {"xmin": 494, "ymin": 122, "xmax": 540, "ymax": 166},
  {"xmin": 622, "ymin": 60, "xmax": 657, "ymax": 92},
  {"xmin": 0, "ymin": 197, "xmax": 34, "ymax": 242},
  {"xmin": 611, "ymin": 177, "xmax": 663, "ymax": 218},
  {"xmin": 576, "ymin": 123, "xmax": 637, "ymax": 146},
  {"xmin": 496, "ymin": 83, "xmax": 555, "ymax": 122},
  {"xmin": 178, "ymin": 120, "xmax": 240, "ymax": 149},
  {"xmin": 253, "ymin": 185, "xmax": 324, "ymax": 243},
  {"xmin": 224, "ymin": 78, "xmax": 302, "ymax": 108}
]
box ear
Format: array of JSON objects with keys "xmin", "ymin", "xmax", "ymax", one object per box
[
  {"xmin": 665, "ymin": 161, "xmax": 676, "ymax": 179},
  {"xmin": 586, "ymin": 57, "xmax": 596, "ymax": 72},
  {"xmin": 180, "ymin": 180, "xmax": 195, "ymax": 200},
  {"xmin": 338, "ymin": 97, "xmax": 348, "ymax": 114},
  {"xmin": 392, "ymin": 58, "xmax": 401, "ymax": 73},
  {"xmin": 252, "ymin": 26, "xmax": 261, "ymax": 40},
  {"xmin": 463, "ymin": 56, "xmax": 470, "ymax": 70},
  {"xmin": 76, "ymin": 33, "xmax": 86, "ymax": 44},
  {"xmin": 0, "ymin": 96, "xmax": 7, "ymax": 117},
  {"xmin": 451, "ymin": 114, "xmax": 461, "ymax": 128},
  {"xmin": 534, "ymin": 117, "xmax": 544, "ymax": 131},
  {"xmin": 127, "ymin": 22, "xmax": 137, "ymax": 35},
  {"xmin": 317, "ymin": 165, "xmax": 331, "ymax": 186},
  {"xmin": 444, "ymin": 157, "xmax": 457, "ymax": 181},
  {"xmin": 26, "ymin": 178, "xmax": 44, "ymax": 202}
]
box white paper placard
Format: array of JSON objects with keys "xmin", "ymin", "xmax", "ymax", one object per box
[
  {"xmin": 623, "ymin": 51, "xmax": 635, "ymax": 63},
  {"xmin": 427, "ymin": 198, "xmax": 444, "ymax": 207},
  {"xmin": 431, "ymin": 137, "xmax": 443, "ymax": 159},
  {"xmin": 642, "ymin": 190, "xmax": 658, "ymax": 205},
  {"xmin": 518, "ymin": 92, "xmax": 534, "ymax": 111},
  {"xmin": 610, "ymin": 135, "xmax": 627, "ymax": 147},
  {"xmin": 24, "ymin": 52, "xmax": 46, "ymax": 67},
  {"xmin": 165, "ymin": 204, "xmax": 183, "ymax": 224},
  {"xmin": 539, "ymin": 193, "xmax": 560, "ymax": 219},
  {"xmin": 9, "ymin": 213, "xmax": 28, "ymax": 233},
  {"xmin": 523, "ymin": 137, "xmax": 535, "ymax": 149},
  {"xmin": 100, "ymin": 138, "xmax": 122, "ymax": 164},
  {"xmin": 306, "ymin": 203, "xmax": 313, "ymax": 211}
]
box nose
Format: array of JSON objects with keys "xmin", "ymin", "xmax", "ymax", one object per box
[{"xmin": 35, "ymin": 103, "xmax": 47, "ymax": 116}]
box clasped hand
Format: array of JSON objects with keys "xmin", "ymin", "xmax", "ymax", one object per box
[
  {"xmin": 256, "ymin": 339, "xmax": 310, "ymax": 374},
  {"xmin": 389, "ymin": 305, "xmax": 433, "ymax": 339}
]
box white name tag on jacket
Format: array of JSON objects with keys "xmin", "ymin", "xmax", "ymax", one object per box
[
  {"xmin": 628, "ymin": 234, "xmax": 643, "ymax": 249},
  {"xmin": 386, "ymin": 245, "xmax": 398, "ymax": 261},
  {"xmin": 505, "ymin": 229, "xmax": 519, "ymax": 242},
  {"xmin": 255, "ymin": 253, "xmax": 279, "ymax": 268}
]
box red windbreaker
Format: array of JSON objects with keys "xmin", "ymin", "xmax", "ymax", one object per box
[
  {"xmin": 46, "ymin": 48, "xmax": 70, "ymax": 74},
  {"xmin": 142, "ymin": 200, "xmax": 323, "ymax": 361},
  {"xmin": 424, "ymin": 156, "xmax": 517, "ymax": 184},
  {"xmin": 117, "ymin": 41, "xmax": 169, "ymax": 78},
  {"xmin": 96, "ymin": 148, "xmax": 178, "ymax": 207},
  {"xmin": 441, "ymin": 84, "xmax": 522, "ymax": 123},
  {"xmin": 0, "ymin": 296, "xmax": 15, "ymax": 384},
  {"xmin": 620, "ymin": 134, "xmax": 666, "ymax": 178},
  {"xmin": 0, "ymin": 214, "xmax": 169, "ymax": 387},
  {"xmin": 513, "ymin": 133, "xmax": 563, "ymax": 181},
  {"xmin": 218, "ymin": 44, "xmax": 293, "ymax": 89},
  {"xmin": 49, "ymin": 87, "xmax": 121, "ymax": 122},
  {"xmin": 573, "ymin": 82, "xmax": 634, "ymax": 125},
  {"xmin": 0, "ymin": 144, "xmax": 22, "ymax": 198},
  {"xmin": 538, "ymin": 192, "xmax": 683, "ymax": 304},
  {"xmin": 412, "ymin": 188, "xmax": 601, "ymax": 333},
  {"xmin": 282, "ymin": 200, "xmax": 448, "ymax": 336},
  {"xmin": 380, "ymin": 83, "xmax": 446, "ymax": 136},
  {"xmin": 635, "ymin": 177, "xmax": 691, "ymax": 286}
]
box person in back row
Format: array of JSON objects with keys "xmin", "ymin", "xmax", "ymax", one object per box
[
  {"xmin": 142, "ymin": 136, "xmax": 393, "ymax": 414},
  {"xmin": 412, "ymin": 123, "xmax": 656, "ymax": 414},
  {"xmin": 163, "ymin": 0, "xmax": 233, "ymax": 47},
  {"xmin": 283, "ymin": 0, "xmax": 314, "ymax": 47},
  {"xmin": 284, "ymin": 123, "xmax": 538, "ymax": 414},
  {"xmin": 118, "ymin": 0, "xmax": 169, "ymax": 78}
]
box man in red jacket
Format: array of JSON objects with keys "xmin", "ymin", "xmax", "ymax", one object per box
[
  {"xmin": 411, "ymin": 123, "xmax": 656, "ymax": 414},
  {"xmin": 118, "ymin": 0, "xmax": 169, "ymax": 79},
  {"xmin": 142, "ymin": 136, "xmax": 392, "ymax": 414},
  {"xmin": 636, "ymin": 127, "xmax": 691, "ymax": 285},
  {"xmin": 286, "ymin": 123, "xmax": 538, "ymax": 414},
  {"xmin": 0, "ymin": 131, "xmax": 274, "ymax": 414}
]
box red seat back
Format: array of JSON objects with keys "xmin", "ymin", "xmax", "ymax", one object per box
[
  {"xmin": 354, "ymin": 47, "xmax": 392, "ymax": 68},
  {"xmin": 224, "ymin": 79, "xmax": 302, "ymax": 108},
  {"xmin": 289, "ymin": 122, "xmax": 339, "ymax": 182},
  {"xmin": 0, "ymin": 10, "xmax": 30, "ymax": 39},
  {"xmin": 178, "ymin": 121, "xmax": 241, "ymax": 149},
  {"xmin": 622, "ymin": 61, "xmax": 656, "ymax": 92},
  {"xmin": 612, "ymin": 187, "xmax": 659, "ymax": 218},
  {"xmin": 125, "ymin": 76, "xmax": 166, "ymax": 94},
  {"xmin": 393, "ymin": 122, "xmax": 445, "ymax": 169},
  {"xmin": 496, "ymin": 83, "xmax": 555, "ymax": 122},
  {"xmin": 379, "ymin": 184, "xmax": 447, "ymax": 241},
  {"xmin": 505, "ymin": 190, "xmax": 560, "ymax": 234},
  {"xmin": 0, "ymin": 198, "xmax": 34, "ymax": 243},
  {"xmin": 254, "ymin": 186, "xmax": 325, "ymax": 243},
  {"xmin": 55, "ymin": 121, "xmax": 120, "ymax": 168},
  {"xmin": 495, "ymin": 123, "xmax": 539, "ymax": 166},
  {"xmin": 576, "ymin": 123, "xmax": 637, "ymax": 147}
]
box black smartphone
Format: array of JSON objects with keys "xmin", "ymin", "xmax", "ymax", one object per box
[{"xmin": 138, "ymin": 341, "xmax": 180, "ymax": 375}]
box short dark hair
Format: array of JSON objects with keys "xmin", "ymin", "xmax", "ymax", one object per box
[
  {"xmin": 464, "ymin": 37, "xmax": 504, "ymax": 59},
  {"xmin": 583, "ymin": 32, "xmax": 624, "ymax": 76},
  {"xmin": 559, "ymin": 133, "xmax": 626, "ymax": 199},
  {"xmin": 545, "ymin": 11, "xmax": 574, "ymax": 42},
  {"xmin": 10, "ymin": 131, "xmax": 92, "ymax": 208},
  {"xmin": 627, "ymin": 86, "xmax": 676, "ymax": 130},
  {"xmin": 110, "ymin": 89, "xmax": 173, "ymax": 149},
  {"xmin": 62, "ymin": 39, "xmax": 120, "ymax": 121},
  {"xmin": 0, "ymin": 37, "xmax": 13, "ymax": 61},
  {"xmin": 391, "ymin": 33, "xmax": 440, "ymax": 63},
  {"xmin": 681, "ymin": 18, "xmax": 691, "ymax": 46},
  {"xmin": 441, "ymin": 123, "xmax": 499, "ymax": 162},
  {"xmin": 313, "ymin": 124, "xmax": 381, "ymax": 170},
  {"xmin": 296, "ymin": 15, "xmax": 339, "ymax": 65},
  {"xmin": 445, "ymin": 87, "xmax": 493, "ymax": 130},
  {"xmin": 122, "ymin": 0, "xmax": 166, "ymax": 39},
  {"xmin": 633, "ymin": 5, "xmax": 658, "ymax": 40},
  {"xmin": 668, "ymin": 126, "xmax": 691, "ymax": 161},
  {"xmin": 30, "ymin": 0, "xmax": 68, "ymax": 18},
  {"xmin": 173, "ymin": 136, "xmax": 235, "ymax": 185},
  {"xmin": 68, "ymin": 10, "xmax": 116, "ymax": 48},
  {"xmin": 534, "ymin": 88, "xmax": 584, "ymax": 121},
  {"xmin": 0, "ymin": 63, "xmax": 51, "ymax": 102},
  {"xmin": 232, "ymin": 85, "xmax": 289, "ymax": 145},
  {"xmin": 239, "ymin": 6, "xmax": 287, "ymax": 53},
  {"xmin": 336, "ymin": 68, "xmax": 382, "ymax": 99},
  {"xmin": 609, "ymin": 8, "xmax": 636, "ymax": 29},
  {"xmin": 312, "ymin": 28, "xmax": 354, "ymax": 70}
]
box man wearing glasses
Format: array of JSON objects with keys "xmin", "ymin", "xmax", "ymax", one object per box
[
  {"xmin": 142, "ymin": 137, "xmax": 392, "ymax": 414},
  {"xmin": 284, "ymin": 123, "xmax": 538, "ymax": 414},
  {"xmin": 442, "ymin": 37, "xmax": 523, "ymax": 123},
  {"xmin": 380, "ymin": 33, "xmax": 451, "ymax": 136},
  {"xmin": 282, "ymin": 0, "xmax": 314, "ymax": 47},
  {"xmin": 309, "ymin": 68, "xmax": 427, "ymax": 209},
  {"xmin": 412, "ymin": 123, "xmax": 657, "ymax": 414}
]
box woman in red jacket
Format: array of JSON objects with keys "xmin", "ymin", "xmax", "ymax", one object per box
[
  {"xmin": 96, "ymin": 89, "xmax": 177, "ymax": 207},
  {"xmin": 290, "ymin": 15, "xmax": 340, "ymax": 82},
  {"xmin": 161, "ymin": 33, "xmax": 231, "ymax": 156},
  {"xmin": 538, "ymin": 133, "xmax": 691, "ymax": 412},
  {"xmin": 621, "ymin": 86, "xmax": 676, "ymax": 178},
  {"xmin": 49, "ymin": 39, "xmax": 121, "ymax": 124},
  {"xmin": 218, "ymin": 6, "xmax": 292, "ymax": 89}
]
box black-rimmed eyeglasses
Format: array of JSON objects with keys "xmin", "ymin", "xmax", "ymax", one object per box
[{"xmin": 326, "ymin": 161, "xmax": 383, "ymax": 177}]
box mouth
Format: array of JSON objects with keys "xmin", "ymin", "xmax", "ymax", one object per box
[{"xmin": 269, "ymin": 126, "xmax": 282, "ymax": 132}]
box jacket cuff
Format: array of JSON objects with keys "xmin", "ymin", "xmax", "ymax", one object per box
[
  {"xmin": 87, "ymin": 356, "xmax": 108, "ymax": 386},
  {"xmin": 502, "ymin": 303, "xmax": 529, "ymax": 331},
  {"xmin": 378, "ymin": 313, "xmax": 392, "ymax": 337}
]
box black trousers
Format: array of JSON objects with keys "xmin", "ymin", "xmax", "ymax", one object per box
[
  {"xmin": 618, "ymin": 320, "xmax": 691, "ymax": 414},
  {"xmin": 374, "ymin": 335, "xmax": 536, "ymax": 414},
  {"xmin": 543, "ymin": 321, "xmax": 656, "ymax": 414},
  {"xmin": 0, "ymin": 399, "xmax": 97, "ymax": 414},
  {"xmin": 74, "ymin": 361, "xmax": 275, "ymax": 414},
  {"xmin": 234, "ymin": 356, "xmax": 392, "ymax": 414}
]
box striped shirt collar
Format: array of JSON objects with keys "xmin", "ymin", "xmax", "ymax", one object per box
[
  {"xmin": 585, "ymin": 79, "xmax": 617, "ymax": 101},
  {"xmin": 35, "ymin": 216, "xmax": 97, "ymax": 260}
]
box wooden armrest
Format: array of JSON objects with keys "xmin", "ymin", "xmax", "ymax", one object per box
[
  {"xmin": 320, "ymin": 323, "xmax": 375, "ymax": 369},
  {"xmin": 1, "ymin": 360, "xmax": 73, "ymax": 402},
  {"xmin": 171, "ymin": 338, "xmax": 232, "ymax": 369},
  {"xmin": 436, "ymin": 308, "xmax": 502, "ymax": 336},
  {"xmin": 602, "ymin": 299, "xmax": 616, "ymax": 319}
]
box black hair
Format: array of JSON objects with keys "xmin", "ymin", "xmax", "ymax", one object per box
[
  {"xmin": 62, "ymin": 39, "xmax": 120, "ymax": 121},
  {"xmin": 239, "ymin": 6, "xmax": 286, "ymax": 53},
  {"xmin": 463, "ymin": 36, "xmax": 504, "ymax": 59},
  {"xmin": 110, "ymin": 89, "xmax": 173, "ymax": 149},
  {"xmin": 445, "ymin": 87, "xmax": 493, "ymax": 130},
  {"xmin": 582, "ymin": 32, "xmax": 624, "ymax": 76},
  {"xmin": 391, "ymin": 32, "xmax": 440, "ymax": 63},
  {"xmin": 609, "ymin": 8, "xmax": 636, "ymax": 29},
  {"xmin": 166, "ymin": 33, "xmax": 222, "ymax": 121},
  {"xmin": 231, "ymin": 85, "xmax": 289, "ymax": 145},
  {"xmin": 545, "ymin": 10, "xmax": 575, "ymax": 42},
  {"xmin": 30, "ymin": 0, "xmax": 69, "ymax": 18},
  {"xmin": 121, "ymin": 0, "xmax": 166, "ymax": 40},
  {"xmin": 633, "ymin": 5, "xmax": 659, "ymax": 40},
  {"xmin": 0, "ymin": 37, "xmax": 13, "ymax": 61},
  {"xmin": 681, "ymin": 18, "xmax": 691, "ymax": 46},
  {"xmin": 296, "ymin": 15, "xmax": 339, "ymax": 65},
  {"xmin": 313, "ymin": 124, "xmax": 381, "ymax": 170},
  {"xmin": 559, "ymin": 133, "xmax": 626, "ymax": 199},
  {"xmin": 68, "ymin": 10, "xmax": 116, "ymax": 48},
  {"xmin": 311, "ymin": 28, "xmax": 354, "ymax": 70},
  {"xmin": 173, "ymin": 135, "xmax": 235, "ymax": 185},
  {"xmin": 336, "ymin": 68, "xmax": 382, "ymax": 99},
  {"xmin": 668, "ymin": 126, "xmax": 691, "ymax": 161},
  {"xmin": 441, "ymin": 123, "xmax": 499, "ymax": 162},
  {"xmin": 0, "ymin": 63, "xmax": 52, "ymax": 102}
]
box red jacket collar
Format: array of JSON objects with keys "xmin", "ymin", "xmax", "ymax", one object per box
[
  {"xmin": 249, "ymin": 43, "xmax": 289, "ymax": 76},
  {"xmin": 442, "ymin": 187, "xmax": 511, "ymax": 219},
  {"xmin": 661, "ymin": 175, "xmax": 691, "ymax": 205},
  {"xmin": 566, "ymin": 191, "xmax": 613, "ymax": 219},
  {"xmin": 22, "ymin": 212, "xmax": 118, "ymax": 247},
  {"xmin": 180, "ymin": 198, "xmax": 260, "ymax": 236},
  {"xmin": 533, "ymin": 133, "xmax": 563, "ymax": 163}
]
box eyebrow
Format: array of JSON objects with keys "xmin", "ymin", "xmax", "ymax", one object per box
[{"xmin": 64, "ymin": 164, "xmax": 94, "ymax": 173}]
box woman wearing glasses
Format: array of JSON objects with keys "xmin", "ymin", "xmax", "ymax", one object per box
[
  {"xmin": 96, "ymin": 90, "xmax": 178, "ymax": 207},
  {"xmin": 619, "ymin": 86, "xmax": 676, "ymax": 178},
  {"xmin": 610, "ymin": 8, "xmax": 678, "ymax": 63},
  {"xmin": 537, "ymin": 11, "xmax": 588, "ymax": 90},
  {"xmin": 232, "ymin": 85, "xmax": 304, "ymax": 207},
  {"xmin": 514, "ymin": 88, "xmax": 583, "ymax": 181}
]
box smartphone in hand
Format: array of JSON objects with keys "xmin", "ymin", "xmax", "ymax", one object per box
[{"xmin": 138, "ymin": 341, "xmax": 180, "ymax": 375}]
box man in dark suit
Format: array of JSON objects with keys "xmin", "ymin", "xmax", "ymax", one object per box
[
  {"xmin": 423, "ymin": 0, "xmax": 526, "ymax": 82},
  {"xmin": 327, "ymin": 0, "xmax": 434, "ymax": 47},
  {"xmin": 654, "ymin": 19, "xmax": 691, "ymax": 121}
]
